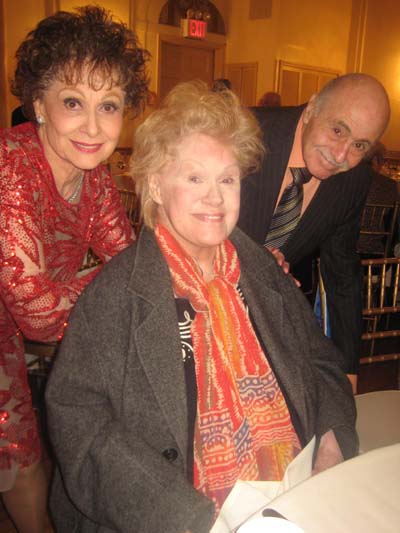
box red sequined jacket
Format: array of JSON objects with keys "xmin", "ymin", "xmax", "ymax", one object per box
[{"xmin": 0, "ymin": 122, "xmax": 133, "ymax": 356}]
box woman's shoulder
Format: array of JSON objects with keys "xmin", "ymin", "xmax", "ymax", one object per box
[
  {"xmin": 0, "ymin": 122, "xmax": 41, "ymax": 174},
  {"xmin": 77, "ymin": 228, "xmax": 164, "ymax": 312},
  {"xmin": 231, "ymin": 227, "xmax": 276, "ymax": 269},
  {"xmin": 71, "ymin": 242, "xmax": 138, "ymax": 325},
  {"xmin": 0, "ymin": 122, "xmax": 38, "ymax": 150},
  {"xmin": 88, "ymin": 240, "xmax": 138, "ymax": 291},
  {"xmin": 230, "ymin": 227, "xmax": 288, "ymax": 291},
  {"xmin": 0, "ymin": 123, "xmax": 41, "ymax": 197}
]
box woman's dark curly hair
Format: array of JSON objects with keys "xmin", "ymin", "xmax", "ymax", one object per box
[{"xmin": 11, "ymin": 5, "xmax": 150, "ymax": 121}]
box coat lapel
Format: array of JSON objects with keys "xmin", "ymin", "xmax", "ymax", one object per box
[
  {"xmin": 232, "ymin": 228, "xmax": 286, "ymax": 363},
  {"xmin": 127, "ymin": 228, "xmax": 189, "ymax": 460},
  {"xmin": 264, "ymin": 105, "xmax": 305, "ymax": 220},
  {"xmin": 239, "ymin": 106, "xmax": 304, "ymax": 244}
]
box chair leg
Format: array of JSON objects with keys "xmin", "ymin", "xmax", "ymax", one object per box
[{"xmin": 397, "ymin": 360, "xmax": 400, "ymax": 390}]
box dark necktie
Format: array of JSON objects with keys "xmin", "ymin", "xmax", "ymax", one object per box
[{"xmin": 264, "ymin": 167, "xmax": 312, "ymax": 249}]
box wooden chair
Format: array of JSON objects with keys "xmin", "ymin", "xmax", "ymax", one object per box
[
  {"xmin": 25, "ymin": 339, "xmax": 57, "ymax": 408},
  {"xmin": 25, "ymin": 339, "xmax": 57, "ymax": 370},
  {"xmin": 119, "ymin": 188, "xmax": 141, "ymax": 232},
  {"xmin": 107, "ymin": 147, "xmax": 132, "ymax": 176},
  {"xmin": 357, "ymin": 201, "xmax": 399, "ymax": 258},
  {"xmin": 360, "ymin": 258, "xmax": 400, "ymax": 376}
]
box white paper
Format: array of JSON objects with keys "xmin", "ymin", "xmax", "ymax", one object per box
[
  {"xmin": 238, "ymin": 516, "xmax": 304, "ymax": 533},
  {"xmin": 211, "ymin": 436, "xmax": 315, "ymax": 533}
]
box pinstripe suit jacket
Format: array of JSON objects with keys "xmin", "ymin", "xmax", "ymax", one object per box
[{"xmin": 238, "ymin": 105, "xmax": 373, "ymax": 373}]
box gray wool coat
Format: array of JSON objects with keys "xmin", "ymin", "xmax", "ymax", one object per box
[{"xmin": 46, "ymin": 226, "xmax": 358, "ymax": 533}]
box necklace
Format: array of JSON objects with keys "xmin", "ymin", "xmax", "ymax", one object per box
[{"xmin": 67, "ymin": 173, "xmax": 84, "ymax": 203}]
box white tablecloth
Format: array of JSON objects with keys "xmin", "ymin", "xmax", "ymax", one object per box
[{"xmin": 265, "ymin": 443, "xmax": 400, "ymax": 533}]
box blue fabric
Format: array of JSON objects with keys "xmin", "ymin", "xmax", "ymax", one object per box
[{"xmin": 314, "ymin": 285, "xmax": 331, "ymax": 338}]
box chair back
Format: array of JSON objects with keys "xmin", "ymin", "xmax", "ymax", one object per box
[
  {"xmin": 119, "ymin": 188, "xmax": 141, "ymax": 232},
  {"xmin": 357, "ymin": 201, "xmax": 399, "ymax": 257},
  {"xmin": 361, "ymin": 257, "xmax": 400, "ymax": 367},
  {"xmin": 25, "ymin": 339, "xmax": 57, "ymax": 377}
]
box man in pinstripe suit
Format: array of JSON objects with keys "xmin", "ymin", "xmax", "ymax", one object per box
[{"xmin": 238, "ymin": 73, "xmax": 390, "ymax": 392}]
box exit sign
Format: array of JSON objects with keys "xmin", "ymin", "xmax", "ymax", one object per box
[{"xmin": 181, "ymin": 18, "xmax": 207, "ymax": 39}]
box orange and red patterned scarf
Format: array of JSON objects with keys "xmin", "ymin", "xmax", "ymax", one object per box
[{"xmin": 155, "ymin": 224, "xmax": 301, "ymax": 513}]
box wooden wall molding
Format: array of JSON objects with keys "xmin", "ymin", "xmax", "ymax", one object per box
[
  {"xmin": 275, "ymin": 60, "xmax": 340, "ymax": 106},
  {"xmin": 44, "ymin": 0, "xmax": 59, "ymax": 16},
  {"xmin": 346, "ymin": 0, "xmax": 368, "ymax": 73}
]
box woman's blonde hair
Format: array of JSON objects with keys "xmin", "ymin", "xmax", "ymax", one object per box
[{"xmin": 130, "ymin": 80, "xmax": 265, "ymax": 228}]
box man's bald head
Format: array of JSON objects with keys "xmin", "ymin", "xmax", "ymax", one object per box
[
  {"xmin": 301, "ymin": 73, "xmax": 390, "ymax": 180},
  {"xmin": 315, "ymin": 73, "xmax": 390, "ymax": 137}
]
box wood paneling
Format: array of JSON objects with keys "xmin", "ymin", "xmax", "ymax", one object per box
[
  {"xmin": 280, "ymin": 69, "xmax": 300, "ymax": 106},
  {"xmin": 158, "ymin": 40, "xmax": 215, "ymax": 99},
  {"xmin": 226, "ymin": 62, "xmax": 258, "ymax": 106},
  {"xmin": 249, "ymin": 0, "xmax": 272, "ymax": 20},
  {"xmin": 276, "ymin": 60, "xmax": 340, "ymax": 106}
]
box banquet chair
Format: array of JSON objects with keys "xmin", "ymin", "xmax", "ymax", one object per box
[
  {"xmin": 357, "ymin": 201, "xmax": 399, "ymax": 258},
  {"xmin": 107, "ymin": 147, "xmax": 131, "ymax": 176},
  {"xmin": 25, "ymin": 340, "xmax": 57, "ymax": 372},
  {"xmin": 360, "ymin": 257, "xmax": 400, "ymax": 373},
  {"xmin": 355, "ymin": 390, "xmax": 400, "ymax": 453},
  {"xmin": 316, "ymin": 201, "xmax": 399, "ymax": 337},
  {"xmin": 25, "ymin": 339, "xmax": 57, "ymax": 408},
  {"xmin": 119, "ymin": 188, "xmax": 141, "ymax": 232}
]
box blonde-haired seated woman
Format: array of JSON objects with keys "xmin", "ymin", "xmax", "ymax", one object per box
[{"xmin": 46, "ymin": 81, "xmax": 358, "ymax": 533}]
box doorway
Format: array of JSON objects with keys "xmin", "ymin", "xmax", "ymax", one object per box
[{"xmin": 158, "ymin": 39, "xmax": 217, "ymax": 99}]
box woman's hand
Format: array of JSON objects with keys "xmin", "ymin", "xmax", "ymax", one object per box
[{"xmin": 265, "ymin": 246, "xmax": 301, "ymax": 287}]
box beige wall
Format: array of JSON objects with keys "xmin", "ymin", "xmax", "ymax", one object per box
[
  {"xmin": 226, "ymin": 0, "xmax": 351, "ymax": 104},
  {"xmin": 59, "ymin": 0, "xmax": 130, "ymax": 23},
  {"xmin": 3, "ymin": 0, "xmax": 46, "ymax": 120},
  {"xmin": 360, "ymin": 0, "xmax": 400, "ymax": 151},
  {"xmin": 276, "ymin": 0, "xmax": 351, "ymax": 72},
  {"xmin": 226, "ymin": 0, "xmax": 279, "ymax": 102}
]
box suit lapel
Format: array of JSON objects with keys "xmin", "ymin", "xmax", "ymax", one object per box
[
  {"xmin": 283, "ymin": 178, "xmax": 326, "ymax": 259},
  {"xmin": 263, "ymin": 105, "xmax": 306, "ymax": 227},
  {"xmin": 239, "ymin": 106, "xmax": 304, "ymax": 244},
  {"xmin": 282, "ymin": 171, "xmax": 344, "ymax": 262}
]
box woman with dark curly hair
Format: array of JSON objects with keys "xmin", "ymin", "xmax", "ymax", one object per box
[{"xmin": 0, "ymin": 5, "xmax": 149, "ymax": 531}]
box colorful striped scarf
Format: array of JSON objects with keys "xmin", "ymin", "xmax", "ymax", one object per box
[{"xmin": 155, "ymin": 224, "xmax": 301, "ymax": 513}]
